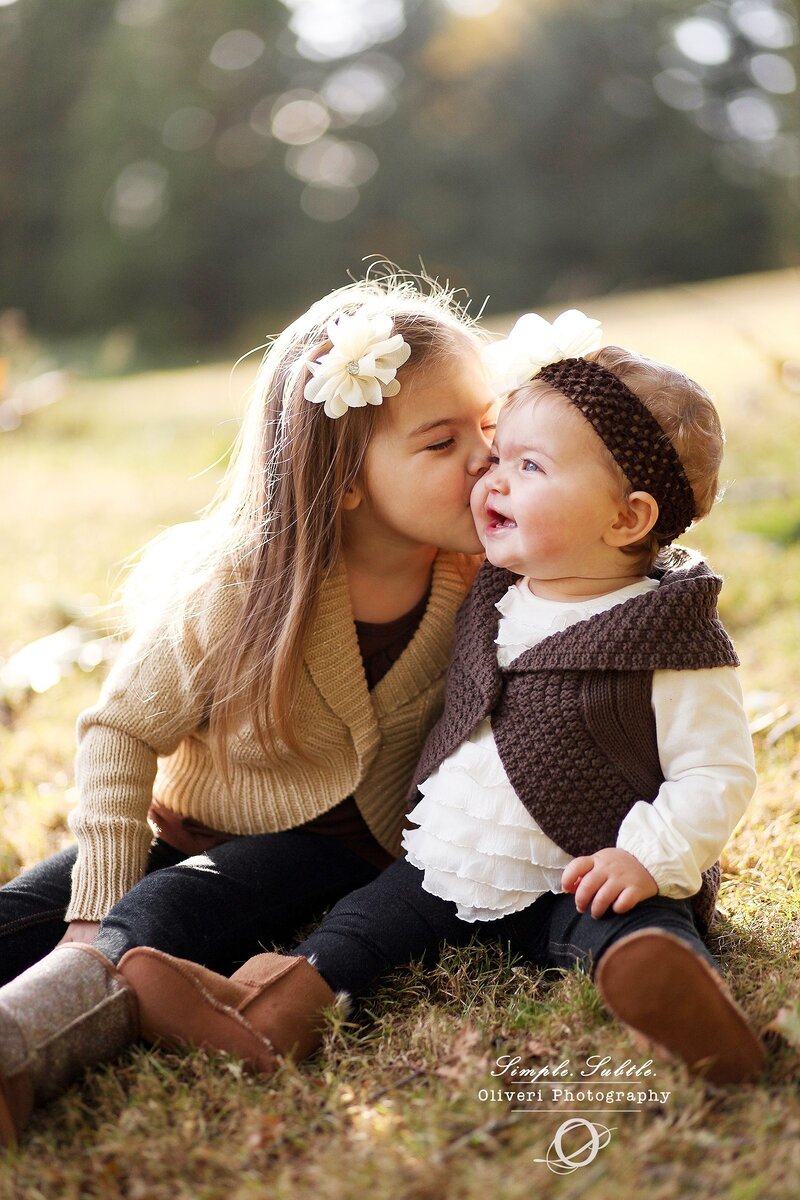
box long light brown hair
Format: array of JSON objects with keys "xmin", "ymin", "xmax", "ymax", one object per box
[{"xmin": 125, "ymin": 271, "xmax": 483, "ymax": 772}]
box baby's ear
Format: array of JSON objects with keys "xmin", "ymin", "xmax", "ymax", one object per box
[{"xmin": 604, "ymin": 491, "xmax": 659, "ymax": 548}]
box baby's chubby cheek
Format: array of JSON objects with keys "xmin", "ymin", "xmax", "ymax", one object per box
[
  {"xmin": 468, "ymin": 492, "xmax": 489, "ymax": 549},
  {"xmin": 469, "ymin": 476, "xmax": 489, "ymax": 529}
]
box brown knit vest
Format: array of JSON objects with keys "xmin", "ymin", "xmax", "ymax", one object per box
[{"xmin": 410, "ymin": 554, "xmax": 740, "ymax": 934}]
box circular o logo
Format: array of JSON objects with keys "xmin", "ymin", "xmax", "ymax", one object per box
[{"xmin": 534, "ymin": 1118, "xmax": 615, "ymax": 1174}]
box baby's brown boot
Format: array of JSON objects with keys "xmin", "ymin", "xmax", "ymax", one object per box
[{"xmin": 595, "ymin": 928, "xmax": 765, "ymax": 1085}]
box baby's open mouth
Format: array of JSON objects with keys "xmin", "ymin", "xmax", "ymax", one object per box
[{"xmin": 485, "ymin": 503, "xmax": 517, "ymax": 531}]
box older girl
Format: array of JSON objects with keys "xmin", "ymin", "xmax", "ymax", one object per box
[{"xmin": 0, "ymin": 273, "xmax": 497, "ymax": 1144}]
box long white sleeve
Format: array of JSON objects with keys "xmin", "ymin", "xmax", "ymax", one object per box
[{"xmin": 616, "ymin": 667, "xmax": 756, "ymax": 897}]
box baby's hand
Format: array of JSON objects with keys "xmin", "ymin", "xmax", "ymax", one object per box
[{"xmin": 561, "ymin": 849, "xmax": 657, "ymax": 918}]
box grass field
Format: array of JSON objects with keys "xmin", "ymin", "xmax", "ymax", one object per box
[{"xmin": 0, "ymin": 269, "xmax": 798, "ymax": 1199}]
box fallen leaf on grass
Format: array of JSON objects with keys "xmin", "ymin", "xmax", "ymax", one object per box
[
  {"xmin": 764, "ymin": 999, "xmax": 800, "ymax": 1049},
  {"xmin": 520, "ymin": 1035, "xmax": 557, "ymax": 1058},
  {"xmin": 435, "ymin": 1022, "xmax": 485, "ymax": 1082},
  {"xmin": 246, "ymin": 1114, "xmax": 286, "ymax": 1150}
]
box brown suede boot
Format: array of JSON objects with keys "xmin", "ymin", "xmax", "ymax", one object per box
[
  {"xmin": 118, "ymin": 948, "xmax": 338, "ymax": 1072},
  {"xmin": 0, "ymin": 944, "xmax": 139, "ymax": 1147},
  {"xmin": 595, "ymin": 929, "xmax": 766, "ymax": 1086}
]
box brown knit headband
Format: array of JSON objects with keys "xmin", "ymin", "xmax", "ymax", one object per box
[{"xmin": 535, "ymin": 357, "xmax": 696, "ymax": 546}]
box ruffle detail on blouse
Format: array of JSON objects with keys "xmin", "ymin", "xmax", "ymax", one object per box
[
  {"xmin": 431, "ymin": 720, "xmax": 509, "ymax": 785},
  {"xmin": 407, "ymin": 793, "xmax": 570, "ymax": 866},
  {"xmin": 408, "ymin": 708, "xmax": 569, "ymax": 920},
  {"xmin": 493, "ymin": 582, "xmax": 586, "ymax": 666},
  {"xmin": 402, "ymin": 825, "xmax": 566, "ymax": 891},
  {"xmin": 416, "ymin": 773, "xmax": 524, "ymax": 825},
  {"xmin": 407, "ymin": 857, "xmax": 560, "ymax": 923}
]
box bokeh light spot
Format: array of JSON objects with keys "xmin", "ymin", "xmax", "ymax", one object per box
[
  {"xmin": 727, "ymin": 90, "xmax": 781, "ymax": 140},
  {"xmin": 322, "ymin": 63, "xmax": 395, "ymax": 122},
  {"xmin": 282, "ymin": 0, "xmax": 405, "ymax": 62},
  {"xmin": 749, "ymin": 52, "xmax": 797, "ymax": 93},
  {"xmin": 767, "ymin": 132, "xmax": 800, "ymax": 174},
  {"xmin": 731, "ymin": 1, "xmax": 798, "ymax": 49},
  {"xmin": 249, "ymin": 96, "xmax": 277, "ymax": 137},
  {"xmin": 271, "ymin": 92, "xmax": 330, "ymax": 145},
  {"xmin": 106, "ymin": 161, "xmax": 169, "ymax": 231},
  {"xmin": 286, "ymin": 137, "xmax": 378, "ymax": 186},
  {"xmin": 653, "ymin": 68, "xmax": 706, "ymax": 111},
  {"xmin": 115, "ymin": 0, "xmax": 166, "ymax": 25},
  {"xmin": 673, "ymin": 17, "xmax": 732, "ymax": 65},
  {"xmin": 210, "ymin": 29, "xmax": 265, "ymax": 71}
]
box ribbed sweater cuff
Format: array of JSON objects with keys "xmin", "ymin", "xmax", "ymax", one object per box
[{"xmin": 65, "ymin": 818, "xmax": 155, "ymax": 922}]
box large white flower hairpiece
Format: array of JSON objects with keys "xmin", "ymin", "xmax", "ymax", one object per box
[
  {"xmin": 304, "ymin": 312, "xmax": 412, "ymax": 419},
  {"xmin": 483, "ymin": 308, "xmax": 603, "ymax": 397}
]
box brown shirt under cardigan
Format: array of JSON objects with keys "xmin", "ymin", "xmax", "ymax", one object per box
[
  {"xmin": 150, "ymin": 589, "xmax": 431, "ymax": 869},
  {"xmin": 410, "ymin": 554, "xmax": 740, "ymax": 934}
]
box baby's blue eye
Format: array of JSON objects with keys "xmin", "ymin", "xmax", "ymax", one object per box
[{"xmin": 522, "ymin": 459, "xmax": 542, "ymax": 472}]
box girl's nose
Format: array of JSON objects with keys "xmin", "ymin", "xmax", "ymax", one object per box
[{"xmin": 467, "ymin": 446, "xmax": 493, "ymax": 478}]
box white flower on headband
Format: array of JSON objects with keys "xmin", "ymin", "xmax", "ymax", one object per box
[
  {"xmin": 304, "ymin": 312, "xmax": 412, "ymax": 419},
  {"xmin": 484, "ymin": 308, "xmax": 603, "ymax": 396}
]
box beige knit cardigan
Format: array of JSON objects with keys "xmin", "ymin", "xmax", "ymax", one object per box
[{"xmin": 68, "ymin": 552, "xmax": 472, "ymax": 921}]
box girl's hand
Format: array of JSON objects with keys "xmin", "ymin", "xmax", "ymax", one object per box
[
  {"xmin": 561, "ymin": 849, "xmax": 657, "ymax": 918},
  {"xmin": 58, "ymin": 920, "xmax": 101, "ymax": 946}
]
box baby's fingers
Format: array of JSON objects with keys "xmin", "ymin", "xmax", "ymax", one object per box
[
  {"xmin": 562, "ymin": 856, "xmax": 594, "ymax": 893},
  {"xmin": 611, "ymin": 887, "xmax": 641, "ymax": 914},
  {"xmin": 573, "ymin": 869, "xmax": 607, "ymax": 914},
  {"xmin": 588, "ymin": 880, "xmax": 622, "ymax": 919}
]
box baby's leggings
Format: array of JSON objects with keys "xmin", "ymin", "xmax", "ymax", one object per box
[{"xmin": 292, "ymin": 858, "xmax": 720, "ymax": 999}]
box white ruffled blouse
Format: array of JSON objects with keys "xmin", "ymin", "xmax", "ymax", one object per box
[{"xmin": 402, "ymin": 577, "xmax": 756, "ymax": 923}]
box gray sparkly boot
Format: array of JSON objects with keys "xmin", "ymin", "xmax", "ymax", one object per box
[{"xmin": 0, "ymin": 943, "xmax": 139, "ymax": 1147}]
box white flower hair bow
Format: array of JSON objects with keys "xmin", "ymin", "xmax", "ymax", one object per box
[
  {"xmin": 483, "ymin": 308, "xmax": 603, "ymax": 396},
  {"xmin": 304, "ymin": 312, "xmax": 412, "ymax": 419}
]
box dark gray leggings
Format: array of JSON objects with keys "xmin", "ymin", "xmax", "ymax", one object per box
[
  {"xmin": 292, "ymin": 858, "xmax": 719, "ymax": 997},
  {"xmin": 0, "ymin": 832, "xmax": 381, "ymax": 984}
]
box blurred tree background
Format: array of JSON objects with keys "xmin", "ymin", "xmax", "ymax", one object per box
[{"xmin": 0, "ymin": 0, "xmax": 798, "ymax": 364}]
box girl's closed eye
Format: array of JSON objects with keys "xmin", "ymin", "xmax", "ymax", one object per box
[{"xmin": 425, "ymin": 437, "xmax": 455, "ymax": 452}]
